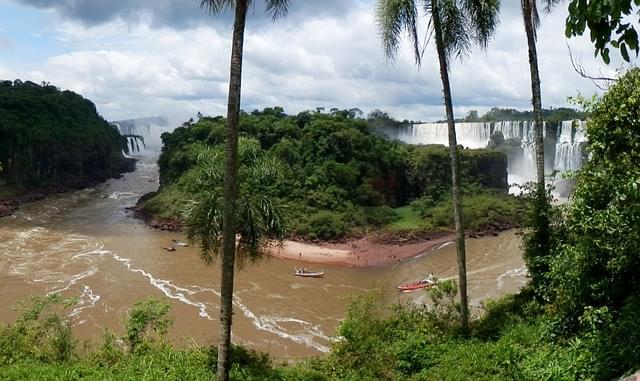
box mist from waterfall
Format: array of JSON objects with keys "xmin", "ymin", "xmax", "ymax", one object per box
[
  {"xmin": 112, "ymin": 116, "xmax": 173, "ymax": 156},
  {"xmin": 391, "ymin": 120, "xmax": 587, "ymax": 194}
]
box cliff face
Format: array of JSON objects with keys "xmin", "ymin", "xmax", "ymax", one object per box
[
  {"xmin": 463, "ymin": 149, "xmax": 509, "ymax": 190},
  {"xmin": 0, "ymin": 80, "xmax": 133, "ymax": 193},
  {"xmin": 407, "ymin": 145, "xmax": 508, "ymax": 199}
]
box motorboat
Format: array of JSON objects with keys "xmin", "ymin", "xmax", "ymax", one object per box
[
  {"xmin": 294, "ymin": 267, "xmax": 324, "ymax": 278},
  {"xmin": 397, "ymin": 278, "xmax": 437, "ymax": 292}
]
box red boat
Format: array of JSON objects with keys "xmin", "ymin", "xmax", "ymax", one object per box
[{"xmin": 397, "ymin": 278, "xmax": 437, "ymax": 292}]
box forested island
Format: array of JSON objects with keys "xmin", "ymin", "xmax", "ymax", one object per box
[
  {"xmin": 0, "ymin": 80, "xmax": 134, "ymax": 216},
  {"xmin": 138, "ymin": 108, "xmax": 524, "ymax": 240}
]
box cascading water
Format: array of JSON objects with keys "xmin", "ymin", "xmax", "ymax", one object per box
[
  {"xmin": 112, "ymin": 117, "xmax": 170, "ymax": 157},
  {"xmin": 126, "ymin": 136, "xmax": 145, "ymax": 154},
  {"xmin": 112, "ymin": 117, "xmax": 170, "ymax": 152},
  {"xmin": 554, "ymin": 120, "xmax": 587, "ymax": 172},
  {"xmin": 399, "ymin": 122, "xmax": 492, "ymax": 148},
  {"xmin": 393, "ymin": 120, "xmax": 586, "ymax": 195}
]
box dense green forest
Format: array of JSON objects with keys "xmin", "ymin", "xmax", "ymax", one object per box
[
  {"xmin": 0, "ymin": 80, "xmax": 132, "ymax": 193},
  {"xmin": 1, "ymin": 67, "xmax": 638, "ymax": 381},
  {"xmin": 140, "ymin": 108, "xmax": 522, "ymax": 240},
  {"xmin": 459, "ymin": 107, "xmax": 587, "ymax": 125}
]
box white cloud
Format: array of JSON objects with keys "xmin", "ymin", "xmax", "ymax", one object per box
[{"xmin": 2, "ymin": 1, "xmax": 636, "ymax": 124}]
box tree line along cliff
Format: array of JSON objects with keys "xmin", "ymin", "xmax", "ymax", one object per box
[{"xmin": 0, "ymin": 80, "xmax": 133, "ymax": 192}]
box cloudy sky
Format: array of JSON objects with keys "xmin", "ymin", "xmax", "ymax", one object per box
[{"xmin": 0, "ymin": 0, "xmax": 633, "ymax": 124}]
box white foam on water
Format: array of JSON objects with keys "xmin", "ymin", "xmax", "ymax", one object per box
[
  {"xmin": 1, "ymin": 225, "xmax": 333, "ymax": 354},
  {"xmin": 496, "ymin": 267, "xmax": 529, "ymax": 289},
  {"xmin": 436, "ymin": 241, "xmax": 453, "ymax": 250},
  {"xmin": 107, "ymin": 250, "xmax": 215, "ymax": 320},
  {"xmin": 105, "ymin": 248, "xmax": 332, "ymax": 352},
  {"xmin": 13, "ymin": 226, "xmax": 47, "ymax": 245},
  {"xmin": 48, "ymin": 267, "xmax": 98, "ymax": 295},
  {"xmin": 232, "ymin": 296, "xmax": 332, "ymax": 353},
  {"xmin": 69, "ymin": 285, "xmax": 101, "ymax": 323},
  {"xmin": 107, "ymin": 191, "xmax": 139, "ymax": 200},
  {"xmin": 136, "ymin": 163, "xmax": 157, "ymax": 170}
]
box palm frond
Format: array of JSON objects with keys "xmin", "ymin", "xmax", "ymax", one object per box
[
  {"xmin": 199, "ymin": 0, "xmax": 234, "ymax": 15},
  {"xmin": 235, "ymin": 194, "xmax": 285, "ymax": 267},
  {"xmin": 542, "ymin": 0, "xmax": 562, "ymax": 13},
  {"xmin": 462, "ymin": 0, "xmax": 500, "ymax": 49},
  {"xmin": 194, "ymin": 148, "xmax": 225, "ymax": 186},
  {"xmin": 377, "ymin": 0, "xmax": 422, "ymax": 64},
  {"xmin": 183, "ymin": 195, "xmax": 224, "ymax": 264},
  {"xmin": 437, "ymin": 0, "xmax": 471, "ymax": 58},
  {"xmin": 265, "ymin": 0, "xmax": 290, "ymax": 21},
  {"xmin": 237, "ymin": 136, "xmax": 261, "ymax": 164},
  {"xmin": 247, "ymin": 155, "xmax": 286, "ymax": 184}
]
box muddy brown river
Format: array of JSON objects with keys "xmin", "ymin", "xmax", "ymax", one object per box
[{"xmin": 0, "ymin": 156, "xmax": 527, "ymax": 359}]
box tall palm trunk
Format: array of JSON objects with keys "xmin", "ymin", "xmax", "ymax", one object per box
[
  {"xmin": 522, "ymin": 0, "xmax": 545, "ymax": 191},
  {"xmin": 218, "ymin": 1, "xmax": 247, "ymax": 380},
  {"xmin": 522, "ymin": 0, "xmax": 550, "ymax": 291},
  {"xmin": 432, "ymin": 0, "xmax": 469, "ymax": 330}
]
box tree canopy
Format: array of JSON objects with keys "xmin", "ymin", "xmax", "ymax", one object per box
[
  {"xmin": 0, "ymin": 80, "xmax": 130, "ymax": 190},
  {"xmin": 143, "ymin": 108, "xmax": 512, "ymax": 240}
]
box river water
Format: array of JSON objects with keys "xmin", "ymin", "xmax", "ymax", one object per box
[{"xmin": 0, "ymin": 155, "xmax": 527, "ymax": 359}]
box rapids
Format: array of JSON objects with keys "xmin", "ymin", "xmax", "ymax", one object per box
[{"xmin": 0, "ymin": 156, "xmax": 527, "ymax": 359}]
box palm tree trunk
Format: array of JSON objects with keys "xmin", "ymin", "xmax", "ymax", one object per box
[
  {"xmin": 522, "ymin": 0, "xmax": 550, "ymax": 291},
  {"xmin": 522, "ymin": 0, "xmax": 545, "ymax": 192},
  {"xmin": 432, "ymin": 0, "xmax": 469, "ymax": 330},
  {"xmin": 218, "ymin": 1, "xmax": 247, "ymax": 380}
]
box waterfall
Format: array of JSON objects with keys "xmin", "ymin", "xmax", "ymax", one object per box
[
  {"xmin": 111, "ymin": 117, "xmax": 170, "ymax": 152},
  {"xmin": 394, "ymin": 120, "xmax": 586, "ymax": 195},
  {"xmin": 403, "ymin": 121, "xmax": 547, "ymax": 150},
  {"xmin": 400, "ymin": 122, "xmax": 492, "ymax": 148},
  {"xmin": 112, "ymin": 119, "xmax": 164, "ymax": 156},
  {"xmin": 553, "ymin": 120, "xmax": 587, "ymax": 172},
  {"xmin": 125, "ymin": 136, "xmax": 145, "ymax": 154}
]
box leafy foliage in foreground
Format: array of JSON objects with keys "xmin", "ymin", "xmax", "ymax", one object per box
[
  {"xmin": 144, "ymin": 108, "xmax": 514, "ymax": 240},
  {"xmin": 565, "ymin": 0, "xmax": 640, "ymax": 63},
  {"xmin": 1, "ymin": 284, "xmax": 639, "ymax": 380}
]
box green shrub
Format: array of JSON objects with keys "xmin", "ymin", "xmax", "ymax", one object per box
[
  {"xmin": 124, "ymin": 298, "xmax": 173, "ymax": 352},
  {"xmin": 0, "ymin": 294, "xmax": 76, "ymax": 365},
  {"xmin": 305, "ymin": 211, "xmax": 349, "ymax": 240}
]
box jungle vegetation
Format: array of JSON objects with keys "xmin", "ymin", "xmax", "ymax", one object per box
[
  {"xmin": 0, "ymin": 80, "xmax": 132, "ymax": 193},
  {"xmin": 140, "ymin": 108, "xmax": 520, "ymax": 242},
  {"xmin": 1, "ymin": 65, "xmax": 638, "ymax": 381}
]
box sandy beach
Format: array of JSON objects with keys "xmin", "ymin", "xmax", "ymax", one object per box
[{"xmin": 270, "ymin": 234, "xmax": 455, "ymax": 267}]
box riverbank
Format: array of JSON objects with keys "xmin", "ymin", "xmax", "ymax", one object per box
[
  {"xmin": 271, "ymin": 224, "xmax": 517, "ymax": 267},
  {"xmin": 0, "ymin": 158, "xmax": 137, "ymax": 218},
  {"xmin": 271, "ymin": 233, "xmax": 453, "ymax": 267},
  {"xmin": 133, "ymin": 193, "xmax": 520, "ymax": 267}
]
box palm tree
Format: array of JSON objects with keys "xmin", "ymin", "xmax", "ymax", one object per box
[
  {"xmin": 184, "ymin": 139, "xmax": 286, "ymax": 381},
  {"xmin": 377, "ymin": 0, "xmax": 500, "ymax": 329},
  {"xmin": 197, "ymin": 2, "xmax": 289, "ymax": 380},
  {"xmin": 520, "ymin": 0, "xmax": 559, "ymax": 292}
]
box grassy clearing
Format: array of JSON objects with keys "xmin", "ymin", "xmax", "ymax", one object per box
[
  {"xmin": 389, "ymin": 205, "xmax": 431, "ymax": 231},
  {"xmin": 390, "ymin": 191, "xmax": 526, "ymax": 233}
]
